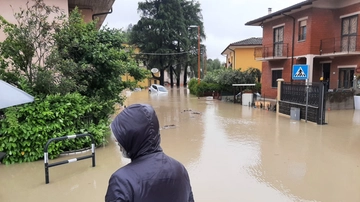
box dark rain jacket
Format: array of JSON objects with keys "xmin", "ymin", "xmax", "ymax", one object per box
[{"xmin": 106, "ymin": 104, "xmax": 194, "ymax": 202}]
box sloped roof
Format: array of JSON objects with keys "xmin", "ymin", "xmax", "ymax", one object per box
[
  {"xmin": 230, "ymin": 37, "xmax": 262, "ymax": 46},
  {"xmin": 245, "ymin": 0, "xmax": 314, "ymax": 26},
  {"xmin": 221, "ymin": 37, "xmax": 262, "ymax": 55}
]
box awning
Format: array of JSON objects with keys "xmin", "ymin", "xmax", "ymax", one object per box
[{"xmin": 0, "ymin": 80, "xmax": 34, "ymax": 109}]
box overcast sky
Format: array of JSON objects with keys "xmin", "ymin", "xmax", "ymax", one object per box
[{"xmin": 103, "ymin": 0, "xmax": 304, "ymax": 62}]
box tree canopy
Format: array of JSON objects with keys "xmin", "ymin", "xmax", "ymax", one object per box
[
  {"xmin": 130, "ymin": 0, "xmax": 205, "ymax": 86},
  {"xmin": 206, "ymin": 58, "xmax": 225, "ymax": 73}
]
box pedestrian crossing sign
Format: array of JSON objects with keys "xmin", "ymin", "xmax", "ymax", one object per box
[{"xmin": 292, "ymin": 64, "xmax": 309, "ymax": 80}]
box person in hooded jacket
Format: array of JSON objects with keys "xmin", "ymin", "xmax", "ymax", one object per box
[{"xmin": 105, "ymin": 103, "xmax": 194, "ymax": 202}]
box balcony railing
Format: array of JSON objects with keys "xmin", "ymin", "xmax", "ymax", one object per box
[
  {"xmin": 320, "ymin": 35, "xmax": 360, "ymax": 55},
  {"xmin": 254, "ymin": 43, "xmax": 289, "ymax": 59}
]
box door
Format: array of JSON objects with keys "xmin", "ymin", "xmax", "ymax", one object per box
[
  {"xmin": 338, "ymin": 68, "xmax": 354, "ymax": 88},
  {"xmin": 323, "ymin": 63, "xmax": 330, "ymax": 90},
  {"xmin": 322, "ymin": 63, "xmax": 330, "ymax": 81}
]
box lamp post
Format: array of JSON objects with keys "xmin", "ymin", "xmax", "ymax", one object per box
[{"xmin": 190, "ymin": 25, "xmax": 200, "ymax": 84}]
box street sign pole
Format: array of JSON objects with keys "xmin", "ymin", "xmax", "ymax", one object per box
[
  {"xmin": 293, "ymin": 64, "xmax": 310, "ymax": 123},
  {"xmin": 305, "ymin": 79, "xmax": 309, "ymax": 123}
]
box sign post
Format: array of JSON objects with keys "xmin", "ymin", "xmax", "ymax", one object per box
[
  {"xmin": 305, "ymin": 79, "xmax": 309, "ymax": 122},
  {"xmin": 292, "ymin": 64, "xmax": 309, "ymax": 122}
]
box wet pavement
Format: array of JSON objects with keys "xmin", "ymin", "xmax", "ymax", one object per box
[{"xmin": 1, "ymin": 88, "xmax": 360, "ymax": 202}]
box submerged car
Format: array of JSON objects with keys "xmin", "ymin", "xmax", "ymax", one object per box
[{"xmin": 148, "ymin": 84, "xmax": 168, "ymax": 93}]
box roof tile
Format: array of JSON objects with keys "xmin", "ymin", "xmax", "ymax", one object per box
[{"xmin": 230, "ymin": 37, "xmax": 262, "ymax": 46}]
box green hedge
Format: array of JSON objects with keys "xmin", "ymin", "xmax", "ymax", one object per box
[
  {"xmin": 188, "ymin": 78, "xmax": 198, "ymax": 95},
  {"xmin": 188, "ymin": 78, "xmax": 222, "ymax": 97},
  {"xmin": 0, "ymin": 93, "xmax": 110, "ymax": 164}
]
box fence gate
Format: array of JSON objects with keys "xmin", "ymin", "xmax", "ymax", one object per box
[
  {"xmin": 279, "ymin": 82, "xmax": 326, "ymax": 124},
  {"xmin": 44, "ymin": 134, "xmax": 96, "ymax": 184}
]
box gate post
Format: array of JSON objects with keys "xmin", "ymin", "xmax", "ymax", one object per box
[
  {"xmin": 276, "ymin": 78, "xmax": 284, "ymax": 114},
  {"xmin": 318, "ymin": 82, "xmax": 327, "ymax": 125}
]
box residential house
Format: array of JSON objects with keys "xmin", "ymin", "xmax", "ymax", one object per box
[
  {"xmin": 246, "ymin": 0, "xmax": 360, "ymax": 99},
  {"xmin": 121, "ymin": 45, "xmax": 160, "ymax": 88},
  {"xmin": 0, "ymin": 0, "xmax": 114, "ymax": 41},
  {"xmin": 221, "ymin": 37, "xmax": 263, "ymax": 72}
]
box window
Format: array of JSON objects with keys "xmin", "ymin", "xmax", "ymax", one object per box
[
  {"xmin": 338, "ymin": 68, "xmax": 354, "ymax": 88},
  {"xmin": 342, "ymin": 15, "xmax": 358, "ymax": 52},
  {"xmin": 298, "ymin": 20, "xmax": 307, "ymax": 41},
  {"xmin": 273, "ymin": 26, "xmax": 284, "ymax": 57},
  {"xmin": 272, "ymin": 69, "xmax": 283, "ymax": 87}
]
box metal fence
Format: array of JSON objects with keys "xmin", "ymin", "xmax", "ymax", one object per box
[
  {"xmin": 254, "ymin": 43, "xmax": 289, "ymax": 59},
  {"xmin": 44, "ymin": 134, "xmax": 96, "ymax": 184},
  {"xmin": 320, "ymin": 35, "xmax": 360, "ymax": 55},
  {"xmin": 281, "ymin": 82, "xmax": 321, "ymax": 107},
  {"xmin": 279, "ymin": 82, "xmax": 326, "ymax": 124}
]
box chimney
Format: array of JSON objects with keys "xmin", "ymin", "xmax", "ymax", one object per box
[{"xmin": 268, "ymin": 8, "xmax": 272, "ymax": 14}]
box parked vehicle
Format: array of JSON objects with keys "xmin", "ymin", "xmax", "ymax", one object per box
[{"xmin": 148, "ymin": 84, "xmax": 168, "ymax": 93}]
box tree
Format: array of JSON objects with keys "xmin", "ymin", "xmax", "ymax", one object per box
[
  {"xmin": 201, "ymin": 68, "xmax": 261, "ymax": 94},
  {"xmin": 52, "ymin": 8, "xmax": 149, "ymax": 119},
  {"xmin": 245, "ymin": 67, "xmax": 262, "ymax": 83},
  {"xmin": 0, "ymin": 1, "xmax": 147, "ymax": 99},
  {"xmin": 0, "ymin": 0, "xmax": 65, "ymax": 91},
  {"xmin": 206, "ymin": 58, "xmax": 224, "ymax": 73},
  {"xmin": 130, "ymin": 0, "xmax": 205, "ymax": 86},
  {"xmin": 122, "ymin": 24, "xmax": 133, "ymax": 44},
  {"xmin": 0, "ymin": 1, "xmax": 150, "ymax": 164}
]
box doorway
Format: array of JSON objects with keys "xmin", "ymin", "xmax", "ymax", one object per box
[{"xmin": 322, "ymin": 63, "xmax": 330, "ymax": 81}]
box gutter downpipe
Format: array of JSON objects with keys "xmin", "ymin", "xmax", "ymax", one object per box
[
  {"xmin": 282, "ymin": 13, "xmax": 295, "ymax": 83},
  {"xmin": 229, "ymin": 48, "xmax": 236, "ymax": 70},
  {"xmin": 92, "ymin": 7, "xmax": 113, "ymax": 21}
]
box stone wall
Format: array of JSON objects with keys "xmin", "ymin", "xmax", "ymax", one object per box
[{"xmin": 325, "ymin": 91, "xmax": 354, "ymax": 110}]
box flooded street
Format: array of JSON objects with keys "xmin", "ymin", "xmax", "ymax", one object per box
[{"xmin": 1, "ymin": 88, "xmax": 360, "ymax": 202}]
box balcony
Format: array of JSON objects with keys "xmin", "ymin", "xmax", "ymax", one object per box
[
  {"xmin": 254, "ymin": 43, "xmax": 289, "ymax": 60},
  {"xmin": 320, "ymin": 35, "xmax": 360, "ymax": 56}
]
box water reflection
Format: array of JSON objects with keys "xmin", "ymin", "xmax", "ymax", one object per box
[
  {"xmin": 125, "ymin": 88, "xmax": 204, "ymax": 168},
  {"xmin": 1, "ymin": 88, "xmax": 360, "ymax": 202},
  {"xmin": 249, "ymin": 110, "xmax": 360, "ymax": 202},
  {"xmin": 352, "ymin": 110, "xmax": 360, "ymax": 125}
]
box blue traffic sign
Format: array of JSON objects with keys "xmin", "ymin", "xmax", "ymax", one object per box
[{"xmin": 292, "ymin": 64, "xmax": 309, "ymax": 80}]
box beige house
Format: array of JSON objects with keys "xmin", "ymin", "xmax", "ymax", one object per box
[{"xmin": 0, "ymin": 0, "xmax": 114, "ymax": 42}]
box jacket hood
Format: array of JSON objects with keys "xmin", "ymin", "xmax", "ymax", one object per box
[{"xmin": 110, "ymin": 104, "xmax": 162, "ymax": 160}]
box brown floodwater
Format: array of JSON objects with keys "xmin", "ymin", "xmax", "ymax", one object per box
[{"xmin": 1, "ymin": 88, "xmax": 360, "ymax": 202}]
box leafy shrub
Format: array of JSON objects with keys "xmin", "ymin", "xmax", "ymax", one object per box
[
  {"xmin": 255, "ymin": 82, "xmax": 261, "ymax": 93},
  {"xmin": 196, "ymin": 82, "xmax": 221, "ymax": 96},
  {"xmin": 188, "ymin": 78, "xmax": 198, "ymax": 95},
  {"xmin": 0, "ymin": 93, "xmax": 110, "ymax": 164},
  {"xmin": 190, "ymin": 68, "xmax": 262, "ymax": 96}
]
